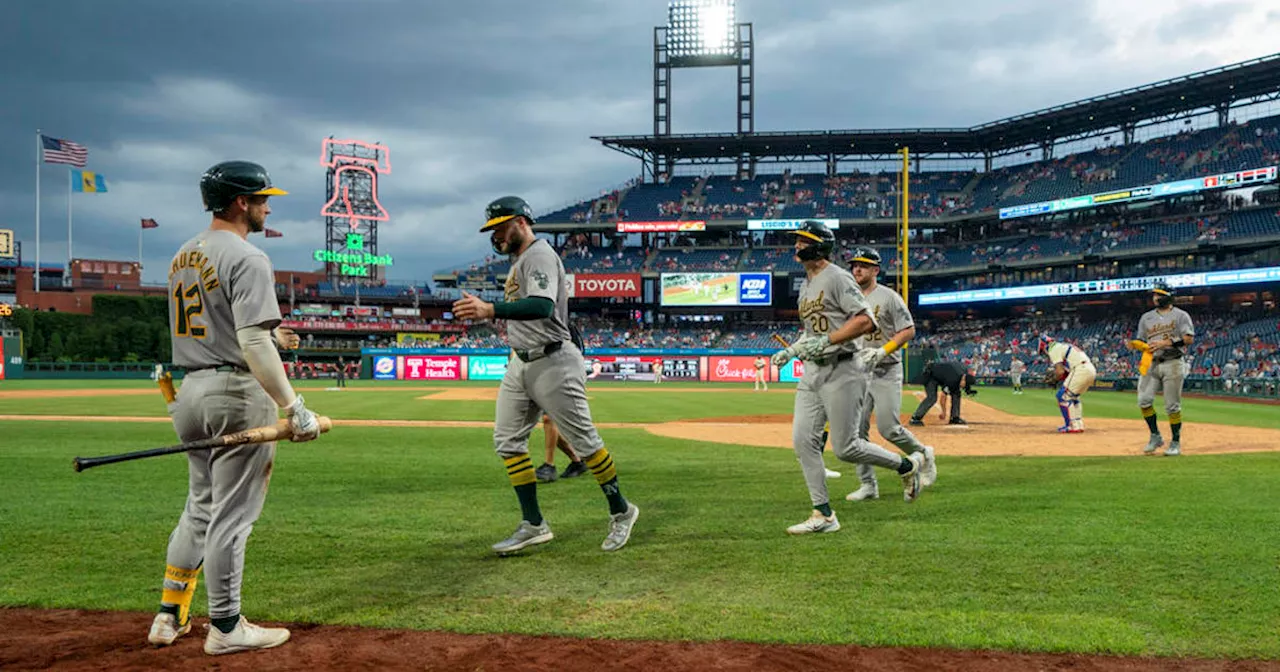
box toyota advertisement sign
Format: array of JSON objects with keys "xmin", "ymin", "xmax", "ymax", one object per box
[{"xmin": 567, "ymin": 273, "xmax": 642, "ymax": 298}]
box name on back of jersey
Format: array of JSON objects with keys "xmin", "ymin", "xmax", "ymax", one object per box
[{"xmin": 170, "ymin": 250, "xmax": 221, "ymax": 293}]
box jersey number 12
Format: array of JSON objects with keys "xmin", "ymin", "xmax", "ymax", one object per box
[{"xmin": 172, "ymin": 282, "xmax": 207, "ymax": 338}]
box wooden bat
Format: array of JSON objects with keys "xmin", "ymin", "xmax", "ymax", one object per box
[
  {"xmin": 771, "ymin": 334, "xmax": 792, "ymax": 349},
  {"xmin": 72, "ymin": 417, "xmax": 333, "ymax": 473}
]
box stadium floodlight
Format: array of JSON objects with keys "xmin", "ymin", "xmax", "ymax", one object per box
[{"xmin": 666, "ymin": 0, "xmax": 737, "ymax": 63}]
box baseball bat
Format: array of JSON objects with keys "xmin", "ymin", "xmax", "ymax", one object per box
[
  {"xmin": 72, "ymin": 416, "xmax": 333, "ymax": 473},
  {"xmin": 771, "ymin": 334, "xmax": 792, "ymax": 349}
]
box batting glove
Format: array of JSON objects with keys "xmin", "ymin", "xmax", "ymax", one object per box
[
  {"xmin": 794, "ymin": 334, "xmax": 831, "ymax": 361},
  {"xmin": 857, "ymin": 347, "xmax": 886, "ymax": 368},
  {"xmin": 286, "ymin": 395, "xmax": 321, "ymax": 443},
  {"xmin": 770, "ymin": 347, "xmax": 797, "ymax": 367}
]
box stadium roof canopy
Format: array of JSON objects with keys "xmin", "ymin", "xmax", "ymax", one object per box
[{"xmin": 594, "ymin": 52, "xmax": 1280, "ymax": 162}]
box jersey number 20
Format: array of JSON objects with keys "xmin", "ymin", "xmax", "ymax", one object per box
[{"xmin": 172, "ymin": 282, "xmax": 207, "ymax": 338}]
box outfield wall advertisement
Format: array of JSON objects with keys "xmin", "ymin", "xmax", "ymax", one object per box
[{"xmin": 660, "ymin": 272, "xmax": 774, "ymax": 307}]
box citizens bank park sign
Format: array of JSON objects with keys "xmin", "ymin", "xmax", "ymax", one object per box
[{"xmin": 566, "ymin": 273, "xmax": 641, "ymax": 298}]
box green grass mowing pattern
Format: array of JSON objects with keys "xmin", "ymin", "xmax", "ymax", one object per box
[
  {"xmin": 3, "ymin": 420, "xmax": 1280, "ymax": 657},
  {"xmin": 0, "ymin": 384, "xmax": 802, "ymax": 423},
  {"xmin": 944, "ymin": 386, "xmax": 1280, "ymax": 429}
]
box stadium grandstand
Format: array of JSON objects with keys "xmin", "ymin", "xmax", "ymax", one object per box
[{"xmin": 3, "ymin": 53, "xmax": 1277, "ymax": 396}]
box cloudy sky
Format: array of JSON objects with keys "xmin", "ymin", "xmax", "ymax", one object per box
[{"xmin": 4, "ymin": 0, "xmax": 1279, "ymax": 284}]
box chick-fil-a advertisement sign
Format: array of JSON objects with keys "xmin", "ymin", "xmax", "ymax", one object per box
[
  {"xmin": 703, "ymin": 356, "xmax": 767, "ymax": 383},
  {"xmin": 402, "ymin": 355, "xmax": 462, "ymax": 381}
]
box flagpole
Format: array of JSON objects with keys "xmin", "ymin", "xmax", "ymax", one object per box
[
  {"xmin": 138, "ymin": 225, "xmax": 143, "ymax": 272},
  {"xmin": 35, "ymin": 130, "xmax": 41, "ymax": 294},
  {"xmin": 68, "ymin": 167, "xmax": 73, "ymax": 283}
]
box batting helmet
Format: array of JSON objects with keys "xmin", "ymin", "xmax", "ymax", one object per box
[
  {"xmin": 1152, "ymin": 279, "xmax": 1174, "ymax": 308},
  {"xmin": 789, "ymin": 220, "xmax": 835, "ymax": 261},
  {"xmin": 200, "ymin": 161, "xmax": 287, "ymax": 212},
  {"xmin": 849, "ymin": 246, "xmax": 882, "ymax": 267},
  {"xmin": 482, "ymin": 195, "xmax": 535, "ymax": 232}
]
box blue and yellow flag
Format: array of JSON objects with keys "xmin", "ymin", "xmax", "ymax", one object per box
[{"xmin": 71, "ymin": 169, "xmax": 107, "ymax": 193}]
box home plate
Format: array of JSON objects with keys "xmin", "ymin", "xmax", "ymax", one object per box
[{"xmin": 944, "ymin": 424, "xmax": 973, "ymax": 431}]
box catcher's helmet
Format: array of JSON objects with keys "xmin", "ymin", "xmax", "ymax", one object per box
[
  {"xmin": 482, "ymin": 195, "xmax": 535, "ymax": 232},
  {"xmin": 849, "ymin": 246, "xmax": 882, "ymax": 267},
  {"xmin": 200, "ymin": 161, "xmax": 287, "ymax": 212},
  {"xmin": 1152, "ymin": 279, "xmax": 1174, "ymax": 307},
  {"xmin": 789, "ymin": 220, "xmax": 835, "ymax": 261}
]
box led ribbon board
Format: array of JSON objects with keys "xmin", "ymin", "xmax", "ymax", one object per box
[
  {"xmin": 999, "ymin": 166, "xmax": 1278, "ymax": 220},
  {"xmin": 917, "ymin": 266, "xmax": 1280, "ymax": 306}
]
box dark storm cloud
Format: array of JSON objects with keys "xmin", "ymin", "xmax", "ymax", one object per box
[{"xmin": 2, "ymin": 0, "xmax": 1276, "ymax": 281}]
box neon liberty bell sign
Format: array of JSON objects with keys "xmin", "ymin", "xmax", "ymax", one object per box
[{"xmin": 318, "ymin": 138, "xmax": 393, "ymax": 277}]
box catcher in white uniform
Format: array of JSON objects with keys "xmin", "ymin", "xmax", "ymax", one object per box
[{"xmin": 1039, "ymin": 335, "xmax": 1097, "ymax": 433}]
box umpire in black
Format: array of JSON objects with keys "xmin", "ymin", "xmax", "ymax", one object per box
[{"xmin": 908, "ymin": 360, "xmax": 976, "ymax": 426}]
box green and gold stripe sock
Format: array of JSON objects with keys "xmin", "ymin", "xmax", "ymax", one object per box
[
  {"xmin": 504, "ymin": 455, "xmax": 542, "ymax": 525},
  {"xmin": 1170, "ymin": 411, "xmax": 1182, "ymax": 441},
  {"xmin": 586, "ymin": 448, "xmax": 628, "ymax": 515},
  {"xmin": 1141, "ymin": 406, "xmax": 1159, "ymax": 434}
]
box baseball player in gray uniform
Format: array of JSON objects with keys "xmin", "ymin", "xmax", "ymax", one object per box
[
  {"xmin": 1010, "ymin": 357, "xmax": 1026, "ymax": 394},
  {"xmin": 453, "ymin": 196, "xmax": 639, "ymax": 555},
  {"xmin": 148, "ymin": 161, "xmax": 320, "ymax": 656},
  {"xmin": 845, "ymin": 247, "xmax": 935, "ymax": 502},
  {"xmin": 770, "ymin": 221, "xmax": 929, "ymax": 535},
  {"xmin": 1129, "ymin": 280, "xmax": 1194, "ymax": 456}
]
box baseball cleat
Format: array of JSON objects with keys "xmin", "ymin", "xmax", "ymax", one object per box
[
  {"xmin": 824, "ymin": 468, "xmax": 842, "ymax": 478},
  {"xmin": 1164, "ymin": 440, "xmax": 1181, "ymax": 457},
  {"xmin": 948, "ymin": 417, "xmax": 968, "ymax": 425},
  {"xmin": 901, "ymin": 452, "xmax": 925, "ymax": 503},
  {"xmin": 786, "ymin": 510, "xmax": 841, "ymax": 534},
  {"xmin": 602, "ymin": 503, "xmax": 640, "ymax": 552},
  {"xmin": 908, "ymin": 418, "xmax": 925, "ymax": 427},
  {"xmin": 534, "ymin": 463, "xmax": 558, "ymax": 483},
  {"xmin": 845, "ymin": 483, "xmax": 879, "ymax": 501},
  {"xmin": 1143, "ymin": 434, "xmax": 1164, "ymax": 455},
  {"xmin": 919, "ymin": 445, "xmax": 937, "ymax": 487},
  {"xmin": 147, "ymin": 612, "xmax": 191, "ymax": 647},
  {"xmin": 559, "ymin": 461, "xmax": 589, "ymax": 479},
  {"xmin": 203, "ymin": 616, "xmax": 290, "ymax": 656},
  {"xmin": 1057, "ymin": 426, "xmax": 1084, "ymax": 434},
  {"xmin": 493, "ymin": 520, "xmax": 554, "ymax": 556}
]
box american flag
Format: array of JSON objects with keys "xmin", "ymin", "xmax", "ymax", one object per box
[
  {"xmin": 41, "ymin": 135, "xmax": 88, "ymax": 167},
  {"xmin": 265, "ymin": 228, "xmax": 283, "ymax": 238},
  {"xmin": 141, "ymin": 218, "xmax": 159, "ymax": 229}
]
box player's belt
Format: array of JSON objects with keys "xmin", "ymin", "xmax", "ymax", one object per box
[
  {"xmin": 178, "ymin": 364, "xmax": 249, "ymax": 374},
  {"xmin": 514, "ymin": 341, "xmax": 564, "ymax": 363},
  {"xmin": 811, "ymin": 352, "xmax": 854, "ymax": 367}
]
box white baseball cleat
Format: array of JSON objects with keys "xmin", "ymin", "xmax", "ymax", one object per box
[
  {"xmin": 919, "ymin": 446, "xmax": 937, "ymax": 488},
  {"xmin": 203, "ymin": 616, "xmax": 290, "ymax": 656},
  {"xmin": 845, "ymin": 483, "xmax": 879, "ymax": 501},
  {"xmin": 1143, "ymin": 434, "xmax": 1164, "ymax": 455},
  {"xmin": 824, "ymin": 468, "xmax": 842, "ymax": 478},
  {"xmin": 492, "ymin": 520, "xmax": 554, "ymax": 556},
  {"xmin": 602, "ymin": 503, "xmax": 640, "ymax": 552},
  {"xmin": 1164, "ymin": 440, "xmax": 1181, "ymax": 457},
  {"xmin": 787, "ymin": 510, "xmax": 840, "ymax": 535},
  {"xmin": 147, "ymin": 612, "xmax": 191, "ymax": 647}
]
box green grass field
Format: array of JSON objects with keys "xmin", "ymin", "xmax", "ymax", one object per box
[{"xmin": 2, "ymin": 380, "xmax": 1278, "ymax": 659}]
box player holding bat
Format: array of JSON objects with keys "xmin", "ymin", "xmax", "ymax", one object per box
[
  {"xmin": 145, "ymin": 161, "xmax": 322, "ymax": 656},
  {"xmin": 770, "ymin": 221, "xmax": 930, "ymax": 536}
]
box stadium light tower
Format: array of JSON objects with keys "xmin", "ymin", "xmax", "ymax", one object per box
[{"xmin": 654, "ymin": 1, "xmax": 754, "ymax": 151}]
